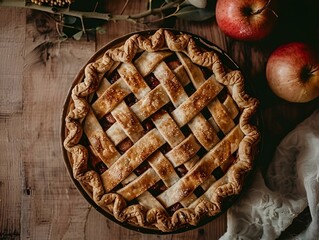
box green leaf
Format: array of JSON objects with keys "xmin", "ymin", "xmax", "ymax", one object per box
[
  {"xmin": 186, "ymin": 0, "xmax": 207, "ymax": 8},
  {"xmin": 72, "ymin": 31, "xmax": 83, "ymax": 40},
  {"xmin": 175, "ymin": 5, "xmax": 214, "ymax": 22},
  {"xmin": 63, "ymin": 16, "xmax": 78, "ymax": 25}
]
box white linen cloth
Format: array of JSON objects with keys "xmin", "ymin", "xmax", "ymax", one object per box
[{"xmin": 220, "ymin": 109, "xmax": 319, "ymax": 240}]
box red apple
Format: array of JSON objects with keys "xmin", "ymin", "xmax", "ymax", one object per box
[
  {"xmin": 266, "ymin": 42, "xmax": 319, "ymax": 103},
  {"xmin": 215, "ymin": 0, "xmax": 278, "ymax": 41}
]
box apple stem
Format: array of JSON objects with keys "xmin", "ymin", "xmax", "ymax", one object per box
[
  {"xmin": 300, "ymin": 66, "xmax": 318, "ymax": 82},
  {"xmin": 252, "ymin": 0, "xmax": 278, "ymax": 18},
  {"xmin": 310, "ymin": 67, "xmax": 319, "ymax": 74}
]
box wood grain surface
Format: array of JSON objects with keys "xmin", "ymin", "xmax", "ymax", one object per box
[{"xmin": 1, "ymin": 1, "xmax": 318, "ymax": 239}]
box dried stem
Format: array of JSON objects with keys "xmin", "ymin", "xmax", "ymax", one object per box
[
  {"xmin": 0, "ymin": 0, "xmax": 185, "ymax": 23},
  {"xmin": 120, "ymin": 0, "xmax": 131, "ymax": 15}
]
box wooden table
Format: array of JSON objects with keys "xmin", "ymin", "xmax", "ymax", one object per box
[{"xmin": 1, "ymin": 1, "xmax": 318, "ymax": 239}]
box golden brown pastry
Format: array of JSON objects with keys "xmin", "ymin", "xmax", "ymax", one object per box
[{"xmin": 63, "ymin": 29, "xmax": 260, "ymax": 232}]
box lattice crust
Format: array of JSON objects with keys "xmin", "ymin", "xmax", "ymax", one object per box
[{"xmin": 63, "ymin": 29, "xmax": 260, "ymax": 232}]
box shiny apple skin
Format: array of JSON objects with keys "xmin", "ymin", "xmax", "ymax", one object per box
[
  {"xmin": 266, "ymin": 42, "xmax": 319, "ymax": 103},
  {"xmin": 216, "ymin": 0, "xmax": 277, "ymax": 41}
]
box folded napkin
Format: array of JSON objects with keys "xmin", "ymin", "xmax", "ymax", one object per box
[{"xmin": 220, "ymin": 109, "xmax": 319, "ymax": 240}]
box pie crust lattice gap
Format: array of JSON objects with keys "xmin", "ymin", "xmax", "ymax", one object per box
[{"xmin": 63, "ymin": 29, "xmax": 260, "ymax": 232}]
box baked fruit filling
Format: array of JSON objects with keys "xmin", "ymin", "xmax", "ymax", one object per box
[{"xmin": 63, "ymin": 29, "xmax": 260, "ymax": 232}]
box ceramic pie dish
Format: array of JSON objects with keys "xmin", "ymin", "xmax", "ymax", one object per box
[{"xmin": 61, "ymin": 29, "xmax": 260, "ymax": 233}]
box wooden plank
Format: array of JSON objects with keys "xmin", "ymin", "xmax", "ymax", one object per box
[
  {"xmin": 0, "ymin": 115, "xmax": 23, "ymax": 240},
  {"xmin": 0, "ymin": 7, "xmax": 26, "ymax": 240},
  {"xmin": 18, "ymin": 9, "xmax": 96, "ymax": 240},
  {"xmin": 0, "ymin": 6, "xmax": 25, "ymax": 115},
  {"xmin": 95, "ymin": 0, "xmax": 148, "ymax": 49}
]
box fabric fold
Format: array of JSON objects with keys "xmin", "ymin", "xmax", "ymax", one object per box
[{"xmin": 220, "ymin": 109, "xmax": 319, "ymax": 240}]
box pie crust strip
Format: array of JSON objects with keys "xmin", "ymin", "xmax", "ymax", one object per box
[
  {"xmin": 171, "ymin": 77, "xmax": 223, "ymax": 127},
  {"xmin": 101, "ymin": 129, "xmax": 166, "ymax": 192},
  {"xmin": 92, "ymin": 78, "xmax": 131, "ymax": 119}
]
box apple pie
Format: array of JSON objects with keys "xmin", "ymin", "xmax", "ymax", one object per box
[{"xmin": 62, "ymin": 29, "xmax": 260, "ymax": 232}]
